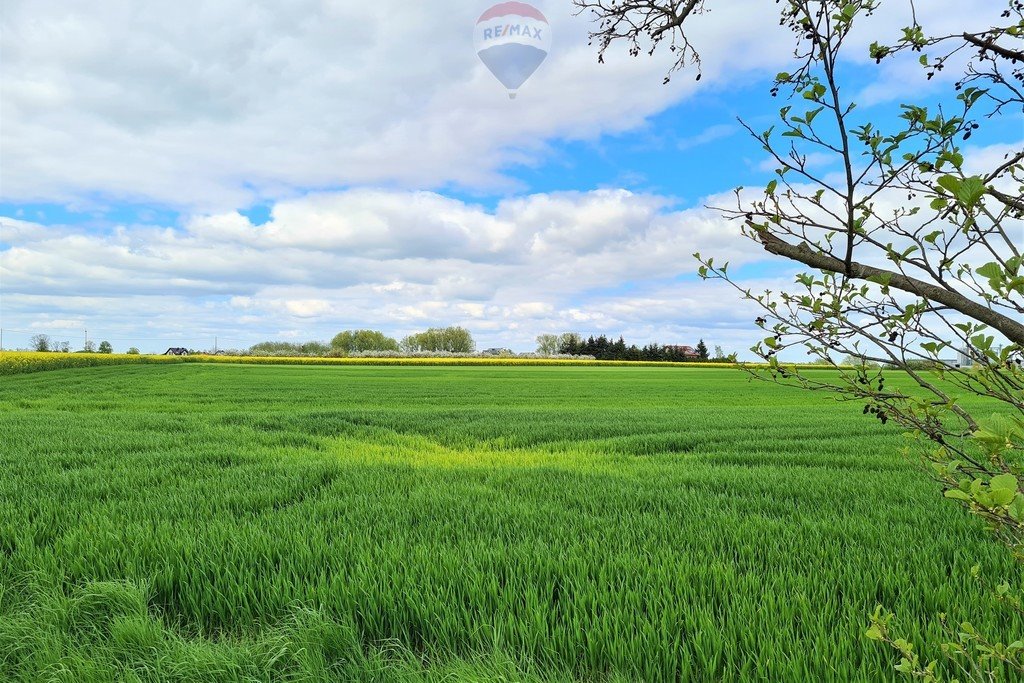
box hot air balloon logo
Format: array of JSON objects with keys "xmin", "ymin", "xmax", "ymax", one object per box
[{"xmin": 474, "ymin": 2, "xmax": 551, "ymax": 99}]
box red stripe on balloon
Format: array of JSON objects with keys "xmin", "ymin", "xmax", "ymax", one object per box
[{"xmin": 477, "ymin": 2, "xmax": 548, "ymax": 24}]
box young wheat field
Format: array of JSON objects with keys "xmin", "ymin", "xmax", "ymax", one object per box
[{"xmin": 0, "ymin": 363, "xmax": 1019, "ymax": 681}]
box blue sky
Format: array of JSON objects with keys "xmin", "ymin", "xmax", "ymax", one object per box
[{"xmin": 1, "ymin": 1, "xmax": 1019, "ymax": 355}]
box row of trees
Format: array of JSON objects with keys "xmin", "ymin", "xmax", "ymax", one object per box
[
  {"xmin": 29, "ymin": 334, "xmax": 130, "ymax": 354},
  {"xmin": 247, "ymin": 327, "xmax": 476, "ymax": 357},
  {"xmin": 331, "ymin": 329, "xmax": 400, "ymax": 353},
  {"xmin": 251, "ymin": 328, "xmax": 727, "ymax": 359},
  {"xmin": 536, "ymin": 333, "xmax": 734, "ymax": 362},
  {"xmin": 399, "ymin": 327, "xmax": 474, "ymax": 353},
  {"xmin": 249, "ymin": 340, "xmax": 330, "ymax": 356},
  {"xmin": 23, "ymin": 328, "xmax": 728, "ymax": 360}
]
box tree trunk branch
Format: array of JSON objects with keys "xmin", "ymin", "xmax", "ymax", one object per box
[
  {"xmin": 963, "ymin": 32, "xmax": 1024, "ymax": 62},
  {"xmin": 650, "ymin": 0, "xmax": 703, "ymax": 39},
  {"xmin": 757, "ymin": 231, "xmax": 1024, "ymax": 345}
]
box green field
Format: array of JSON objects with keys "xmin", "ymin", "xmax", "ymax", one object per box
[{"xmin": 0, "ymin": 364, "xmax": 1018, "ymax": 681}]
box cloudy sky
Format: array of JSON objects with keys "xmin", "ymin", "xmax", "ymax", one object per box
[{"xmin": 0, "ymin": 0, "xmax": 1018, "ymax": 354}]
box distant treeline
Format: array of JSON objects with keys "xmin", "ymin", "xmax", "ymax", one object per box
[
  {"xmin": 538, "ymin": 333, "xmax": 736, "ymax": 363},
  {"xmin": 23, "ymin": 327, "xmax": 734, "ymax": 362},
  {"xmin": 246, "ymin": 327, "xmax": 476, "ymax": 357},
  {"xmin": 240, "ymin": 328, "xmax": 735, "ymax": 362}
]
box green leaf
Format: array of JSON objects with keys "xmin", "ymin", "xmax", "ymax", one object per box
[
  {"xmin": 954, "ymin": 176, "xmax": 985, "ymax": 207},
  {"xmin": 944, "ymin": 489, "xmax": 972, "ymax": 502},
  {"xmin": 990, "ymin": 487, "xmax": 1016, "ymax": 507},
  {"xmin": 867, "ymin": 273, "xmax": 892, "ymax": 286},
  {"xmin": 936, "ymin": 174, "xmax": 986, "ymax": 208},
  {"xmin": 766, "ymin": 180, "xmax": 778, "ymax": 195},
  {"xmin": 936, "ymin": 175, "xmax": 960, "ymax": 194},
  {"xmin": 865, "ymin": 625, "xmax": 884, "ymax": 641},
  {"xmin": 971, "ymin": 334, "xmax": 994, "ymax": 352},
  {"xmin": 990, "ymin": 473, "xmax": 1017, "ymax": 492},
  {"xmin": 976, "ymin": 262, "xmax": 1003, "ymax": 280}
]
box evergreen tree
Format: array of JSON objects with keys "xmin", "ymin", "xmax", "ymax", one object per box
[{"xmin": 613, "ymin": 336, "xmax": 627, "ymax": 358}]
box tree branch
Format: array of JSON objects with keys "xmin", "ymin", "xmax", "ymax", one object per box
[
  {"xmin": 756, "ymin": 230, "xmax": 1024, "ymax": 345},
  {"xmin": 963, "ymin": 32, "xmax": 1024, "ymax": 62},
  {"xmin": 650, "ymin": 0, "xmax": 703, "ymax": 38}
]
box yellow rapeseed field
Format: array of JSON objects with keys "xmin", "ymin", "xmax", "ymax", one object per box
[{"xmin": 0, "ymin": 351, "xmax": 755, "ymax": 375}]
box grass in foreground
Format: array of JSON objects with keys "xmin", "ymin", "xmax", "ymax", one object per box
[{"xmin": 0, "ymin": 364, "xmax": 1019, "ymax": 681}]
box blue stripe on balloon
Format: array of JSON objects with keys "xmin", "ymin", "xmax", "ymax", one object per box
[{"xmin": 477, "ymin": 43, "xmax": 547, "ymax": 91}]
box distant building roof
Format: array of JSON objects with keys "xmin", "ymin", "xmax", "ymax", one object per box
[{"xmin": 665, "ymin": 345, "xmax": 699, "ymax": 356}]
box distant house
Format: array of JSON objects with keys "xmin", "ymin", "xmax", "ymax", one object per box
[
  {"xmin": 481, "ymin": 347, "xmax": 512, "ymax": 356},
  {"xmin": 163, "ymin": 347, "xmax": 190, "ymax": 356},
  {"xmin": 665, "ymin": 345, "xmax": 700, "ymax": 359}
]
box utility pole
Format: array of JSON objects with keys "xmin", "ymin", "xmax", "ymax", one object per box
[
  {"xmin": 215, "ymin": 336, "xmax": 218, "ymax": 354},
  {"xmin": 84, "ymin": 329, "xmax": 88, "ymax": 351}
]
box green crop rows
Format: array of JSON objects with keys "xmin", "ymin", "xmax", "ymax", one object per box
[{"xmin": 0, "ymin": 364, "xmax": 1019, "ymax": 681}]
